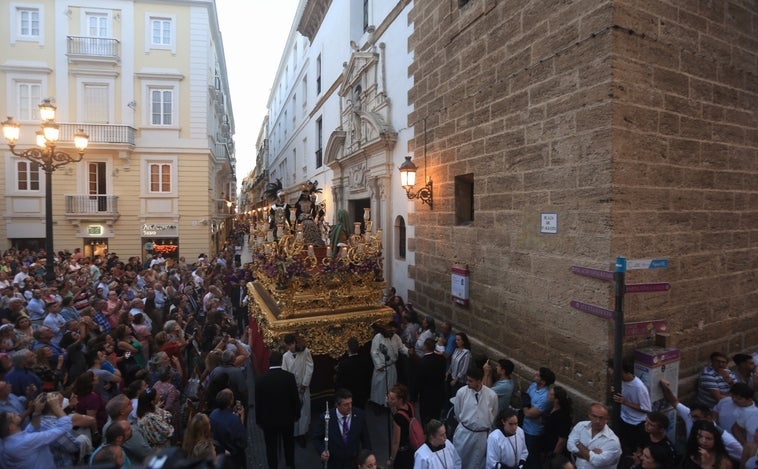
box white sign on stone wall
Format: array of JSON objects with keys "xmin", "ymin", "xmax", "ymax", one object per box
[{"xmin": 540, "ymin": 213, "xmax": 558, "ymax": 234}]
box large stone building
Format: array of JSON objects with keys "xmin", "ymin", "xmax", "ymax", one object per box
[
  {"xmin": 0, "ymin": 0, "xmax": 236, "ymax": 260},
  {"xmin": 407, "ymin": 0, "xmax": 757, "ymax": 403}
]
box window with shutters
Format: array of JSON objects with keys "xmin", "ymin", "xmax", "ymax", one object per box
[
  {"xmin": 17, "ymin": 161, "xmax": 41, "ymax": 191},
  {"xmin": 149, "ymin": 163, "xmax": 172, "ymax": 193}
]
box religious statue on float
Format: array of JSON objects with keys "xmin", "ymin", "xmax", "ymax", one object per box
[
  {"xmin": 295, "ymin": 180, "xmax": 327, "ymax": 248},
  {"xmin": 263, "ymin": 178, "xmax": 290, "ymax": 240}
]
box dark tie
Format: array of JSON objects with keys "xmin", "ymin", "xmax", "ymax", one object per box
[
  {"xmin": 342, "ymin": 416, "xmax": 349, "ymax": 442},
  {"xmin": 475, "ymin": 392, "xmax": 479, "ymax": 403}
]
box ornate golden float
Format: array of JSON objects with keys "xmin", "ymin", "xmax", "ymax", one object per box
[{"xmin": 246, "ymin": 210, "xmax": 393, "ymax": 358}]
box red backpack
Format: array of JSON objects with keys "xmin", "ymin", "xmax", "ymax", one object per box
[{"xmin": 399, "ymin": 405, "xmax": 425, "ymax": 451}]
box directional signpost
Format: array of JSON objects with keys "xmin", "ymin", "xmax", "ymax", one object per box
[
  {"xmin": 570, "ymin": 256, "xmax": 670, "ymax": 430},
  {"xmin": 570, "ymin": 266, "xmax": 614, "ymax": 281},
  {"xmin": 625, "ymin": 283, "xmax": 671, "ymax": 293},
  {"xmin": 626, "ymin": 258, "xmax": 669, "ymax": 270}
]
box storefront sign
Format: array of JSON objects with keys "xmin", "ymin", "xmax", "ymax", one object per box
[
  {"xmin": 142, "ymin": 223, "xmax": 179, "ymax": 237},
  {"xmin": 87, "ymin": 225, "xmax": 104, "ymax": 236}
]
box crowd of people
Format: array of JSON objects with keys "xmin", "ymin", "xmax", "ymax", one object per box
[
  {"xmin": 309, "ymin": 290, "xmax": 758, "ymax": 469},
  {"xmin": 0, "ymin": 240, "xmax": 254, "ymax": 468},
  {"xmin": 1, "ymin": 239, "xmax": 756, "ymax": 469}
]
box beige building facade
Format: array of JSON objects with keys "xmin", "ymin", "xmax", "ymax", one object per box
[
  {"xmin": 407, "ymin": 0, "xmax": 757, "ymax": 403},
  {"xmin": 1, "ymin": 0, "xmax": 236, "ymax": 262}
]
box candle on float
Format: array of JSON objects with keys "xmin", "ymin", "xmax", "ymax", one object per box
[
  {"xmin": 326, "ymin": 246, "xmax": 333, "ymax": 258},
  {"xmin": 339, "ymin": 246, "xmax": 348, "ymax": 258},
  {"xmin": 308, "ymin": 244, "xmax": 315, "ymax": 257},
  {"xmin": 324, "ymin": 401, "xmax": 330, "ymax": 445},
  {"xmin": 289, "ymin": 207, "xmax": 297, "ymax": 222},
  {"xmin": 354, "ymin": 222, "xmax": 361, "ymax": 235}
]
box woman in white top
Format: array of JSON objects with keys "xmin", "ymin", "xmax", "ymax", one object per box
[
  {"xmin": 414, "ymin": 419, "xmax": 462, "ymax": 469},
  {"xmin": 447, "ymin": 332, "xmax": 471, "ymax": 396},
  {"xmin": 486, "ymin": 408, "xmax": 529, "ymax": 469},
  {"xmin": 414, "ymin": 316, "xmax": 436, "ymax": 356}
]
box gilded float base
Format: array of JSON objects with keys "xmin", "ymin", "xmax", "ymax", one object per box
[{"xmin": 247, "ymin": 281, "xmax": 394, "ymax": 358}]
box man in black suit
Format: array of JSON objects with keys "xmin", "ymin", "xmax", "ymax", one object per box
[
  {"xmin": 334, "ymin": 337, "xmax": 372, "ymax": 409},
  {"xmin": 313, "ymin": 388, "xmax": 372, "ymax": 469},
  {"xmin": 412, "ymin": 337, "xmax": 447, "ymax": 423},
  {"xmin": 255, "ymin": 351, "xmax": 301, "ymax": 469}
]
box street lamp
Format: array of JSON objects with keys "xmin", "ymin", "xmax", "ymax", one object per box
[
  {"xmin": 2, "ymin": 99, "xmax": 88, "ymax": 281},
  {"xmin": 399, "ymin": 116, "xmax": 432, "ymax": 209}
]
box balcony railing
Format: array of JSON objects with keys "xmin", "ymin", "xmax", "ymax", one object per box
[
  {"xmin": 67, "ymin": 36, "xmax": 120, "ymax": 60},
  {"xmin": 59, "ymin": 123, "xmax": 135, "ymax": 146},
  {"xmin": 65, "ymin": 195, "xmax": 119, "ymax": 216}
]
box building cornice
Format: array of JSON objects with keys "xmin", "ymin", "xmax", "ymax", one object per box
[{"xmin": 297, "ymin": 0, "xmax": 332, "ymax": 42}]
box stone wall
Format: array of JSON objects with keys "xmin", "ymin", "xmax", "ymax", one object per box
[{"xmin": 407, "ymin": 0, "xmax": 757, "ymax": 405}]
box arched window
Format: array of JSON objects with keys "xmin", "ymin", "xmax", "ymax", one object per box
[{"xmin": 394, "ymin": 216, "xmax": 406, "ymax": 260}]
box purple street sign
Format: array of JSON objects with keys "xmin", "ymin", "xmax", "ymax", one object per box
[
  {"xmin": 625, "ymin": 283, "xmax": 671, "ymax": 293},
  {"xmin": 570, "ymin": 266, "xmax": 614, "ymax": 281},
  {"xmin": 570, "ymin": 300, "xmax": 614, "ymax": 319},
  {"xmin": 625, "ymin": 320, "xmax": 667, "ymax": 337}
]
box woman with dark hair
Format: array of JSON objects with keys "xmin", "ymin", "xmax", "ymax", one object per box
[
  {"xmin": 136, "ymin": 388, "xmax": 174, "ymax": 448},
  {"xmin": 682, "ymin": 420, "xmax": 732, "ymax": 469},
  {"xmin": 414, "ymin": 418, "xmax": 462, "ymax": 468},
  {"xmin": 447, "ymin": 332, "xmax": 471, "ymax": 397},
  {"xmin": 487, "ymin": 408, "xmax": 528, "ymax": 469},
  {"xmin": 354, "ymin": 449, "xmax": 378, "ymax": 469},
  {"xmin": 639, "ymin": 443, "xmax": 675, "ymax": 468},
  {"xmin": 544, "ymin": 385, "xmax": 573, "ymax": 462},
  {"xmin": 414, "ymin": 316, "xmax": 436, "ymax": 357},
  {"xmin": 72, "ymin": 370, "xmax": 108, "ymax": 432},
  {"xmin": 13, "ymin": 316, "xmax": 33, "ymax": 349},
  {"xmin": 152, "ymin": 365, "xmax": 180, "ymax": 434},
  {"xmin": 113, "ymin": 323, "xmax": 145, "ymax": 381},
  {"xmin": 387, "ymin": 383, "xmax": 414, "ymax": 469}
]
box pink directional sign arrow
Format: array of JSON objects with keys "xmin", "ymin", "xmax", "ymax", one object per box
[
  {"xmin": 625, "ymin": 283, "xmax": 671, "ymax": 293},
  {"xmin": 570, "ymin": 266, "xmax": 614, "ymax": 281},
  {"xmin": 570, "ymin": 300, "xmax": 614, "ymax": 319}
]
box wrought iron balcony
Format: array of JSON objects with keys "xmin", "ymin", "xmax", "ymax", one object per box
[
  {"xmin": 67, "ymin": 36, "xmax": 121, "ymax": 62},
  {"xmin": 59, "ymin": 123, "xmax": 135, "ymax": 146},
  {"xmin": 65, "ymin": 195, "xmax": 120, "ymax": 220}
]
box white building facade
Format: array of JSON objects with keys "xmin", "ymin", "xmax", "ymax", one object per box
[{"xmin": 259, "ymin": 0, "xmax": 416, "ymax": 298}]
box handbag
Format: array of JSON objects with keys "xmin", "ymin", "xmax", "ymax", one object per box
[{"xmin": 185, "ymin": 369, "xmax": 201, "ymax": 400}]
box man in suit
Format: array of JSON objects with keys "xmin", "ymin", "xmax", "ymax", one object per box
[
  {"xmin": 334, "ymin": 337, "xmax": 372, "ymax": 410},
  {"xmin": 313, "ymin": 388, "xmax": 372, "ymax": 469},
  {"xmin": 412, "ymin": 337, "xmax": 447, "ymax": 423},
  {"xmin": 255, "ymin": 351, "xmax": 301, "ymax": 469}
]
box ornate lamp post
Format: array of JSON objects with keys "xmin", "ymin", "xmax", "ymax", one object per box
[{"xmin": 2, "ymin": 99, "xmax": 88, "ymax": 281}]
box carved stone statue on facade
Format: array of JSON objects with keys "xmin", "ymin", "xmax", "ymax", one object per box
[{"xmin": 350, "ymin": 86, "xmax": 362, "ymax": 144}]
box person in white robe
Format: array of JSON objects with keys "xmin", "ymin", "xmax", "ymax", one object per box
[
  {"xmin": 282, "ymin": 334, "xmax": 314, "ymax": 438},
  {"xmin": 414, "ymin": 419, "xmax": 462, "ymax": 469},
  {"xmin": 486, "ymin": 408, "xmax": 529, "ymax": 469},
  {"xmin": 370, "ymin": 322, "xmax": 409, "ymax": 406},
  {"xmin": 450, "ymin": 365, "xmax": 498, "ymax": 469}
]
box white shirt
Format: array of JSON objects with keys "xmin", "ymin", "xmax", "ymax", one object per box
[
  {"xmin": 620, "ymin": 376, "xmax": 651, "ymax": 425},
  {"xmin": 566, "ymin": 420, "xmax": 622, "ymax": 469},
  {"xmin": 486, "ymin": 427, "xmax": 528, "ymax": 469},
  {"xmin": 414, "ymin": 440, "xmax": 462, "ymax": 469}
]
